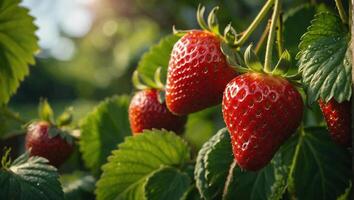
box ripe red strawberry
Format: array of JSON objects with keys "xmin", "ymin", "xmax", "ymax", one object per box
[
  {"xmin": 25, "ymin": 121, "xmax": 74, "ymax": 167},
  {"xmin": 129, "ymin": 89, "xmax": 187, "ymax": 135},
  {"xmin": 165, "ymin": 30, "xmax": 238, "ymax": 115},
  {"xmin": 318, "ymin": 99, "xmax": 351, "ymax": 147},
  {"xmin": 222, "ymin": 73, "xmax": 303, "ymax": 171}
]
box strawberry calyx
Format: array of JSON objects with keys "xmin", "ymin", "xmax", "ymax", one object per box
[
  {"xmin": 173, "ymin": 4, "xmax": 238, "ymax": 47},
  {"xmin": 34, "ymin": 99, "xmax": 76, "ymax": 144},
  {"xmin": 239, "ymin": 45, "xmax": 301, "ymax": 81},
  {"xmin": 132, "ymin": 68, "xmax": 165, "ymax": 104},
  {"xmin": 47, "ymin": 125, "xmax": 74, "ymax": 145}
]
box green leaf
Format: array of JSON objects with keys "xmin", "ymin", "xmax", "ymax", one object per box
[
  {"xmin": 183, "ymin": 106, "xmax": 217, "ymax": 150},
  {"xmin": 0, "ymin": 153, "xmax": 64, "ymax": 200},
  {"xmin": 0, "ymin": 107, "xmax": 23, "ymax": 139},
  {"xmin": 337, "ymin": 182, "xmax": 352, "ymax": 200},
  {"xmin": 79, "ymin": 95, "xmax": 131, "ymax": 174},
  {"xmin": 145, "ymin": 166, "xmax": 191, "ymax": 200},
  {"xmin": 222, "ymin": 152, "xmax": 289, "ymax": 200},
  {"xmin": 287, "ymin": 127, "xmax": 351, "ymax": 200},
  {"xmin": 60, "ymin": 171, "xmax": 95, "ymax": 200},
  {"xmin": 195, "ymin": 128, "xmax": 288, "ymax": 200},
  {"xmin": 181, "ymin": 185, "xmax": 203, "ymax": 200},
  {"xmin": 96, "ymin": 129, "xmax": 190, "ymax": 200},
  {"xmin": 137, "ymin": 34, "xmax": 180, "ymax": 88},
  {"xmin": 0, "ymin": 0, "xmax": 39, "ymax": 104},
  {"xmin": 194, "ymin": 128, "xmax": 233, "ymax": 199},
  {"xmin": 298, "ymin": 12, "xmax": 352, "ymax": 103},
  {"xmin": 283, "ymin": 4, "xmax": 317, "ymax": 61}
]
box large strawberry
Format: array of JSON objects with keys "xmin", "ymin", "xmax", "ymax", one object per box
[
  {"xmin": 129, "ymin": 89, "xmax": 187, "ymax": 135},
  {"xmin": 165, "ymin": 6, "xmax": 239, "ymax": 115},
  {"xmin": 318, "ymin": 99, "xmax": 351, "ymax": 147},
  {"xmin": 223, "ymin": 73, "xmax": 303, "ymax": 170},
  {"xmin": 25, "ymin": 121, "xmax": 74, "ymax": 167}
]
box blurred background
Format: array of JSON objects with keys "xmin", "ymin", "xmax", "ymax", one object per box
[{"xmin": 9, "ymin": 0, "xmax": 331, "ymax": 150}]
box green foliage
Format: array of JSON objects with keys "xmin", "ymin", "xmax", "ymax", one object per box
[
  {"xmin": 0, "ymin": 0, "xmax": 38, "ymax": 105},
  {"xmin": 137, "ymin": 35, "xmax": 180, "ymax": 87},
  {"xmin": 283, "ymin": 4, "xmax": 317, "ymax": 61},
  {"xmin": 0, "ymin": 107, "xmax": 23, "ymax": 138},
  {"xmin": 145, "ymin": 167, "xmax": 191, "ymax": 200},
  {"xmin": 0, "ymin": 152, "xmax": 64, "ymax": 200},
  {"xmin": 298, "ymin": 12, "xmax": 351, "ymax": 103},
  {"xmin": 287, "ymin": 127, "xmax": 351, "ymax": 200},
  {"xmin": 195, "ymin": 128, "xmax": 287, "ymax": 200},
  {"xmin": 79, "ymin": 95, "xmax": 131, "ymax": 174},
  {"xmin": 194, "ymin": 128, "xmax": 233, "ymax": 199},
  {"xmin": 184, "ymin": 106, "xmax": 220, "ymax": 150},
  {"xmin": 95, "ymin": 130, "xmax": 191, "ymax": 200},
  {"xmin": 60, "ymin": 171, "xmax": 95, "ymax": 200},
  {"xmin": 194, "ymin": 127, "xmax": 351, "ymax": 199}
]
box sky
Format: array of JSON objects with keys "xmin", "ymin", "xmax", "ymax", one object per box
[{"xmin": 21, "ymin": 0, "xmax": 95, "ymax": 60}]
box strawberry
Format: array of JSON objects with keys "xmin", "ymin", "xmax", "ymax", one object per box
[
  {"xmin": 222, "ymin": 73, "xmax": 303, "ymax": 171},
  {"xmin": 318, "ymin": 99, "xmax": 351, "ymax": 147},
  {"xmin": 129, "ymin": 89, "xmax": 187, "ymax": 135},
  {"xmin": 25, "ymin": 121, "xmax": 74, "ymax": 167},
  {"xmin": 165, "ymin": 30, "xmax": 238, "ymax": 115}
]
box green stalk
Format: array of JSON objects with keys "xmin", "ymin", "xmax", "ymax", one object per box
[
  {"xmin": 264, "ymin": 0, "xmax": 280, "ymax": 73},
  {"xmin": 335, "ymin": 0, "xmax": 348, "ymax": 24},
  {"xmin": 236, "ymin": 0, "xmax": 275, "ymax": 46},
  {"xmin": 287, "ymin": 125, "xmax": 305, "ymax": 199},
  {"xmin": 3, "ymin": 108, "xmax": 26, "ymax": 124},
  {"xmin": 255, "ymin": 20, "xmax": 270, "ymax": 54},
  {"xmin": 276, "ymin": 13, "xmax": 283, "ymax": 58}
]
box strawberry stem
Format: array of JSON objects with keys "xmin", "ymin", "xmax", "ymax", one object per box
[
  {"xmin": 264, "ymin": 0, "xmax": 280, "ymax": 73},
  {"xmin": 2, "ymin": 107, "xmax": 26, "ymax": 124},
  {"xmin": 236, "ymin": 0, "xmax": 274, "ymax": 46},
  {"xmin": 276, "ymin": 13, "xmax": 283, "ymax": 58},
  {"xmin": 255, "ymin": 20, "xmax": 270, "ymax": 54},
  {"xmin": 334, "ymin": 0, "xmax": 348, "ymax": 24}
]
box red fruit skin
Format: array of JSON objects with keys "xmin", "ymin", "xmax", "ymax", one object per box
[
  {"xmin": 129, "ymin": 89, "xmax": 187, "ymax": 135},
  {"xmin": 318, "ymin": 99, "xmax": 351, "ymax": 147},
  {"xmin": 222, "ymin": 73, "xmax": 303, "ymax": 171},
  {"xmin": 166, "ymin": 30, "xmax": 238, "ymax": 115},
  {"xmin": 25, "ymin": 121, "xmax": 74, "ymax": 167}
]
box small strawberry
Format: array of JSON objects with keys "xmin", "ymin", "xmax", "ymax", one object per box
[
  {"xmin": 129, "ymin": 89, "xmax": 187, "ymax": 135},
  {"xmin": 165, "ymin": 6, "xmax": 239, "ymax": 115},
  {"xmin": 222, "ymin": 73, "xmax": 303, "ymax": 171},
  {"xmin": 318, "ymin": 99, "xmax": 351, "ymax": 147},
  {"xmin": 25, "ymin": 121, "xmax": 74, "ymax": 167}
]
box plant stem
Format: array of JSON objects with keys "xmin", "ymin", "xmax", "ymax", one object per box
[
  {"xmin": 255, "ymin": 20, "xmax": 271, "ymax": 54},
  {"xmin": 2, "ymin": 108, "xmax": 26, "ymax": 124},
  {"xmin": 236, "ymin": 0, "xmax": 274, "ymax": 46},
  {"xmin": 264, "ymin": 0, "xmax": 280, "ymax": 73},
  {"xmin": 335, "ymin": 0, "xmax": 348, "ymax": 24},
  {"xmin": 287, "ymin": 125, "xmax": 305, "ymax": 200},
  {"xmin": 276, "ymin": 13, "xmax": 283, "ymax": 58}
]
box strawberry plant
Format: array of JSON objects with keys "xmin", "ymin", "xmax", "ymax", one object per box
[{"xmin": 0, "ymin": 0, "xmax": 352, "ymax": 199}]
